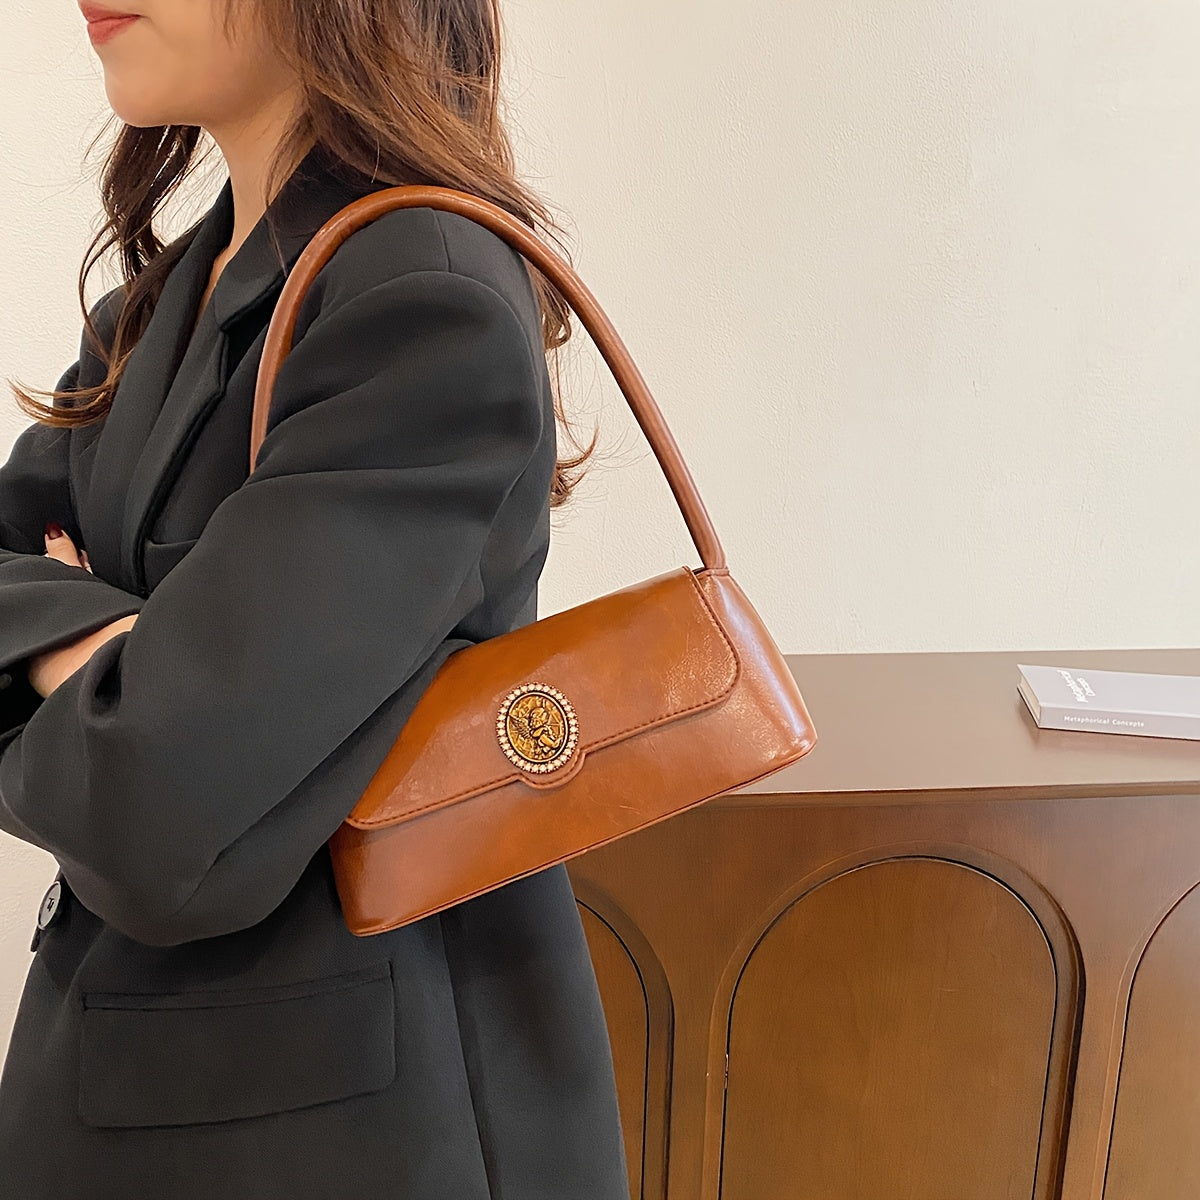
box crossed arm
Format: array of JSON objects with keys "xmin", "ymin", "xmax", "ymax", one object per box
[
  {"xmin": 27, "ymin": 526, "xmax": 137, "ymax": 697},
  {"xmin": 0, "ymin": 289, "xmax": 149, "ymax": 730}
]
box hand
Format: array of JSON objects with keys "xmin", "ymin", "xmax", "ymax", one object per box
[
  {"xmin": 27, "ymin": 524, "xmax": 138, "ymax": 699},
  {"xmin": 43, "ymin": 522, "xmax": 91, "ymax": 573}
]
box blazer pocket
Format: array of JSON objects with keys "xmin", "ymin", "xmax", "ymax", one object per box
[{"xmin": 78, "ymin": 962, "xmax": 396, "ymax": 1128}]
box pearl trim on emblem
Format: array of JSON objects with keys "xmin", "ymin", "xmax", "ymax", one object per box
[{"xmin": 496, "ymin": 683, "xmax": 579, "ymax": 774}]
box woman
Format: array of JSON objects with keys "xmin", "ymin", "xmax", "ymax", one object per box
[{"xmin": 0, "ymin": 2, "xmax": 630, "ymax": 1196}]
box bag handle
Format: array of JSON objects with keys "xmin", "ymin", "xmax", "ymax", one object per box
[{"xmin": 252, "ymin": 185, "xmax": 726, "ymax": 571}]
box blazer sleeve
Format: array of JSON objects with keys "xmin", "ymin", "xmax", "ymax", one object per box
[
  {"xmin": 0, "ymin": 265, "xmax": 545, "ymax": 946},
  {"xmin": 0, "ymin": 291, "xmax": 146, "ymax": 731}
]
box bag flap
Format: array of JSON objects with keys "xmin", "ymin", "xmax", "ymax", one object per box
[{"xmin": 345, "ymin": 566, "xmax": 740, "ymax": 829}]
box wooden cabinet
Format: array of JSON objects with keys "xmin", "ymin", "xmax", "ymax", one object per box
[{"xmin": 566, "ymin": 649, "xmax": 1200, "ymax": 1200}]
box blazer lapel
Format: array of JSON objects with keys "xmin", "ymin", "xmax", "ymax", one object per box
[
  {"xmin": 83, "ymin": 143, "xmax": 373, "ymax": 595},
  {"xmin": 81, "ymin": 188, "xmax": 231, "ymax": 589}
]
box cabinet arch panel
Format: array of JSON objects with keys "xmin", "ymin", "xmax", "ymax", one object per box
[
  {"xmin": 1105, "ymin": 882, "xmax": 1200, "ymax": 1199},
  {"xmin": 719, "ymin": 857, "xmax": 1060, "ymax": 1199},
  {"xmin": 577, "ymin": 896, "xmax": 674, "ymax": 1200}
]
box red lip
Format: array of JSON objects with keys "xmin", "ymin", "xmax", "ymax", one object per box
[
  {"xmin": 79, "ymin": 1, "xmax": 138, "ymax": 20},
  {"xmin": 80, "ymin": 3, "xmax": 140, "ymax": 45}
]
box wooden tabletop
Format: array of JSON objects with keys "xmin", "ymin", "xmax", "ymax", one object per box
[{"xmin": 719, "ymin": 648, "xmax": 1200, "ymax": 804}]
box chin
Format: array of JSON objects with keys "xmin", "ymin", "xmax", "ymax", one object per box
[
  {"xmin": 108, "ymin": 96, "xmax": 189, "ymax": 130},
  {"xmin": 103, "ymin": 82, "xmax": 191, "ymax": 129}
]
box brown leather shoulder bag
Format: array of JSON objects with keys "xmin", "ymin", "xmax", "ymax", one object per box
[{"xmin": 251, "ymin": 186, "xmax": 817, "ymax": 936}]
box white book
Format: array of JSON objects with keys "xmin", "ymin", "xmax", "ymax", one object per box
[{"xmin": 1016, "ymin": 663, "xmax": 1200, "ymax": 741}]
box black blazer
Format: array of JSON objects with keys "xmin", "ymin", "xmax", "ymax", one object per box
[{"xmin": 0, "ymin": 144, "xmax": 629, "ymax": 1199}]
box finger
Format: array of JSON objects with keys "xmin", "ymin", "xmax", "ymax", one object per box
[
  {"xmin": 44, "ymin": 522, "xmax": 84, "ymax": 569},
  {"xmin": 80, "ymin": 549, "xmax": 93, "ymax": 574}
]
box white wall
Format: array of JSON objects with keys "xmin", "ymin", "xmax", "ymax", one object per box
[{"xmin": 1, "ymin": 0, "xmax": 1197, "ymax": 1051}]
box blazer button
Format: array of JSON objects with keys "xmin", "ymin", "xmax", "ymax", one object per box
[{"xmin": 37, "ymin": 881, "xmax": 64, "ymax": 930}]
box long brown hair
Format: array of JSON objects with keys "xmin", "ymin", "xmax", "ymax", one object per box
[{"xmin": 10, "ymin": 0, "xmax": 598, "ymax": 509}]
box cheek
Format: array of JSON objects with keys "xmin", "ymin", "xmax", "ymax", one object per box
[{"xmin": 95, "ymin": 12, "xmax": 281, "ymax": 129}]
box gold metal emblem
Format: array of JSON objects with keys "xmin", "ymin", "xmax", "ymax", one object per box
[{"xmin": 497, "ymin": 683, "xmax": 578, "ymax": 774}]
